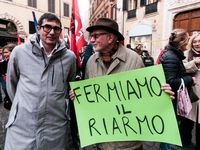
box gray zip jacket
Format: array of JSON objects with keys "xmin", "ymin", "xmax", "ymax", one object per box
[{"xmin": 4, "ymin": 33, "xmax": 76, "ymax": 150}]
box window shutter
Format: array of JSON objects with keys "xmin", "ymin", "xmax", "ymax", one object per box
[
  {"xmin": 33, "ymin": 0, "xmax": 36, "ymax": 8},
  {"xmin": 140, "ymin": 0, "xmax": 146, "ymax": 6},
  {"xmin": 64, "ymin": 3, "xmax": 69, "ymax": 17},
  {"xmin": 48, "ymin": 0, "xmax": 55, "ymax": 13},
  {"xmin": 28, "ymin": 0, "xmax": 31, "ymax": 6},
  {"xmin": 123, "ymin": 0, "xmax": 128, "ymax": 11}
]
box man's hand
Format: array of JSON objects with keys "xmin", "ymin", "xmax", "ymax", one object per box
[
  {"xmin": 69, "ymin": 90, "xmax": 75, "ymax": 100},
  {"xmin": 161, "ymin": 84, "xmax": 175, "ymax": 100}
]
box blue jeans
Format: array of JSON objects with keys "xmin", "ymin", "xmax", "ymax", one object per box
[
  {"xmin": 160, "ymin": 142, "xmax": 171, "ymax": 150},
  {"xmin": 160, "ymin": 121, "xmax": 181, "ymax": 150},
  {"xmin": 0, "ymin": 75, "xmax": 7, "ymax": 101}
]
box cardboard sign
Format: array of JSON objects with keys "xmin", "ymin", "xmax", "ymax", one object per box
[{"xmin": 70, "ymin": 65, "xmax": 182, "ymax": 148}]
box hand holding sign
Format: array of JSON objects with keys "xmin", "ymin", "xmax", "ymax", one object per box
[{"xmin": 70, "ymin": 65, "xmax": 181, "ymax": 148}]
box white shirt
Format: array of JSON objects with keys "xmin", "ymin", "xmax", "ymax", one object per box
[{"xmin": 39, "ymin": 40, "xmax": 58, "ymax": 60}]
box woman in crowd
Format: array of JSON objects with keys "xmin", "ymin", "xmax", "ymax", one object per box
[
  {"xmin": 159, "ymin": 29, "xmax": 196, "ymax": 150},
  {"xmin": 179, "ymin": 32, "xmax": 200, "ymax": 150},
  {"xmin": 3, "ymin": 44, "xmax": 15, "ymax": 58},
  {"xmin": 2, "ymin": 44, "xmax": 16, "ymax": 110}
]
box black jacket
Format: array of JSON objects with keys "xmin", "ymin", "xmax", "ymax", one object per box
[
  {"xmin": 159, "ymin": 46, "xmax": 193, "ymax": 118},
  {"xmin": 0, "ymin": 61, "xmax": 7, "ymax": 75}
]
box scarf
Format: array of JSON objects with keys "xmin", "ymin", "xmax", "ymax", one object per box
[
  {"xmin": 188, "ymin": 48, "xmax": 200, "ymax": 62},
  {"xmin": 100, "ymin": 43, "xmax": 118, "ymax": 69}
]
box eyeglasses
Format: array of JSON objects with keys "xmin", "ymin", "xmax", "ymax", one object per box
[
  {"xmin": 90, "ymin": 33, "xmax": 108, "ymax": 40},
  {"xmin": 40, "ymin": 24, "xmax": 62, "ymax": 34}
]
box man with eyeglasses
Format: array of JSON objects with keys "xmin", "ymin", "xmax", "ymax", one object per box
[
  {"xmin": 4, "ymin": 13, "xmax": 77, "ymax": 150},
  {"xmin": 69, "ymin": 18, "xmax": 175, "ymax": 150}
]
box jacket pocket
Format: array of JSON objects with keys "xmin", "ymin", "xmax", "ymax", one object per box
[{"xmin": 5, "ymin": 102, "xmax": 19, "ymax": 128}]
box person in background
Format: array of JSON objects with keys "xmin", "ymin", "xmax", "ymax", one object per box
[
  {"xmin": 179, "ymin": 32, "xmax": 200, "ymax": 150},
  {"xmin": 81, "ymin": 43, "xmax": 94, "ymax": 79},
  {"xmin": 126, "ymin": 44, "xmax": 134, "ymax": 51},
  {"xmin": 1, "ymin": 44, "xmax": 16, "ymax": 110},
  {"xmin": 0, "ymin": 46, "xmax": 3, "ymax": 62},
  {"xmin": 134, "ymin": 44, "xmax": 143, "ymax": 57},
  {"xmin": 2, "ymin": 44, "xmax": 16, "ymax": 61},
  {"xmin": 0, "ymin": 46, "xmax": 6, "ymax": 103},
  {"xmin": 70, "ymin": 17, "xmax": 175, "ymax": 150},
  {"xmin": 159, "ymin": 29, "xmax": 196, "ymax": 150},
  {"xmin": 4, "ymin": 13, "xmax": 77, "ymax": 150}
]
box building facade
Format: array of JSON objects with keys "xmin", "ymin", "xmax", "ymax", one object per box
[
  {"xmin": 0, "ymin": 0, "xmax": 71, "ymax": 46},
  {"xmin": 121, "ymin": 0, "xmax": 200, "ymax": 59},
  {"xmin": 89, "ymin": 0, "xmax": 200, "ymax": 60},
  {"xmin": 123, "ymin": 0, "xmax": 164, "ymax": 59},
  {"xmin": 89, "ymin": 0, "xmax": 119, "ymax": 26}
]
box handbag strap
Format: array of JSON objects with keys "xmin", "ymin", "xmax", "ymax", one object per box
[{"xmin": 178, "ymin": 78, "xmax": 185, "ymax": 91}]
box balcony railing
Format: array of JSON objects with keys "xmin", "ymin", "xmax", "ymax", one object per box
[
  {"xmin": 145, "ymin": 2, "xmax": 157, "ymax": 15},
  {"xmin": 127, "ymin": 9, "xmax": 136, "ymax": 19}
]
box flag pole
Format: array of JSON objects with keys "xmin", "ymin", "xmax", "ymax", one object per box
[{"xmin": 32, "ymin": 11, "xmax": 38, "ymax": 33}]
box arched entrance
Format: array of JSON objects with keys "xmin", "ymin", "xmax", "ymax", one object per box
[
  {"xmin": 0, "ymin": 13, "xmax": 27, "ymax": 46},
  {"xmin": 173, "ymin": 9, "xmax": 200, "ymax": 36}
]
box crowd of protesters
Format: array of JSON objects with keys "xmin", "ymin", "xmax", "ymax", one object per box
[{"xmin": 0, "ymin": 12, "xmax": 199, "ymax": 150}]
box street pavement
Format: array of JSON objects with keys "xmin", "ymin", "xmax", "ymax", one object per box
[
  {"xmin": 0, "ymin": 101, "xmax": 9, "ymax": 150},
  {"xmin": 0, "ymin": 101, "xmax": 196, "ymax": 150}
]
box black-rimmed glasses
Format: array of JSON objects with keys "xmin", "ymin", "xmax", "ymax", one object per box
[
  {"xmin": 40, "ymin": 24, "xmax": 62, "ymax": 34},
  {"xmin": 90, "ymin": 33, "xmax": 108, "ymax": 40}
]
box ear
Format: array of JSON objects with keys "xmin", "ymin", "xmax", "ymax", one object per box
[
  {"xmin": 107, "ymin": 33, "xmax": 114, "ymax": 44},
  {"xmin": 179, "ymin": 41, "xmax": 183, "ymax": 45},
  {"xmin": 37, "ymin": 25, "xmax": 40, "ymax": 32}
]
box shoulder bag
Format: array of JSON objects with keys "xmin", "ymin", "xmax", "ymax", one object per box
[{"xmin": 177, "ymin": 78, "xmax": 192, "ymax": 117}]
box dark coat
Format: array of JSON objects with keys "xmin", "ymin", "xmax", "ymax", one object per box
[
  {"xmin": 0, "ymin": 61, "xmax": 7, "ymax": 75},
  {"xmin": 82, "ymin": 43, "xmax": 94, "ymax": 79},
  {"xmin": 159, "ymin": 46, "xmax": 193, "ymax": 119}
]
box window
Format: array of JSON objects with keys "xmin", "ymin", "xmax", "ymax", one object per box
[
  {"xmin": 140, "ymin": 0, "xmax": 146, "ymax": 6},
  {"xmin": 146, "ymin": 0, "xmax": 157, "ymax": 5},
  {"xmin": 48, "ymin": 0, "xmax": 55, "ymax": 13},
  {"xmin": 28, "ymin": 0, "xmax": 37, "ymax": 8},
  {"xmin": 92, "ymin": 3, "xmax": 94, "ymax": 13},
  {"xmin": 94, "ymin": 0, "xmax": 96, "ymax": 9},
  {"xmin": 64, "ymin": 27, "xmax": 69, "ymax": 38},
  {"xmin": 145, "ymin": 0, "xmax": 157, "ymax": 14},
  {"xmin": 97, "ymin": 0, "xmax": 100, "ymax": 5},
  {"xmin": 64, "ymin": 3, "xmax": 69, "ymax": 17},
  {"xmin": 112, "ymin": 6, "xmax": 116, "ymax": 20},
  {"xmin": 147, "ymin": 0, "xmax": 157, "ymax": 4},
  {"xmin": 29, "ymin": 21, "xmax": 36, "ymax": 34},
  {"xmin": 105, "ymin": 12, "xmax": 108, "ymax": 18},
  {"xmin": 129, "ymin": 0, "xmax": 137, "ymax": 10}
]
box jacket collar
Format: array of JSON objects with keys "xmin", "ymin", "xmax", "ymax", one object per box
[
  {"xmin": 94, "ymin": 44, "xmax": 127, "ymax": 62},
  {"xmin": 167, "ymin": 45, "xmax": 186, "ymax": 60}
]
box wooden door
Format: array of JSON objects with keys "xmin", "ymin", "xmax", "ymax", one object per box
[{"xmin": 173, "ymin": 9, "xmax": 200, "ymax": 36}]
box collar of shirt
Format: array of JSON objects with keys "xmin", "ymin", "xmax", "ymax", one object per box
[{"xmin": 39, "ymin": 40, "xmax": 58, "ymax": 59}]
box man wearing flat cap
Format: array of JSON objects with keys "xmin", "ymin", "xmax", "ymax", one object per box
[{"xmin": 70, "ymin": 18, "xmax": 174, "ymax": 150}]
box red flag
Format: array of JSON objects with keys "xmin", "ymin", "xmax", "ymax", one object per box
[
  {"xmin": 70, "ymin": 0, "xmax": 84, "ymax": 68},
  {"xmin": 155, "ymin": 48, "xmax": 164, "ymax": 65},
  {"xmin": 17, "ymin": 34, "xmax": 21, "ymax": 45},
  {"xmin": 60, "ymin": 31, "xmax": 63, "ymax": 39}
]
